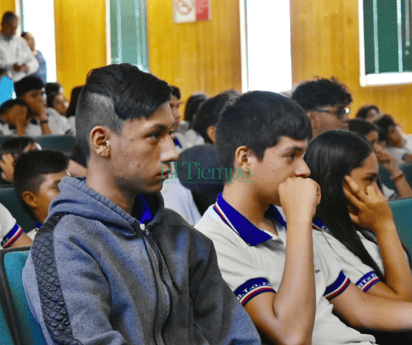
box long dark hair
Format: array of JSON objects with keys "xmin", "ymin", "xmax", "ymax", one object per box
[{"xmin": 305, "ymin": 130, "xmax": 385, "ymax": 279}]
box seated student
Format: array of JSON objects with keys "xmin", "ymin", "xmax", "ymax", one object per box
[
  {"xmin": 14, "ymin": 75, "xmax": 73, "ymax": 136},
  {"xmin": 179, "ymin": 92, "xmax": 207, "ymax": 146},
  {"xmin": 193, "ymin": 90, "xmax": 239, "ymax": 145},
  {"xmin": 305, "ymin": 130, "xmax": 412, "ymax": 344},
  {"xmin": 348, "ymin": 118, "xmax": 412, "ymax": 199},
  {"xmin": 291, "ymin": 76, "xmax": 352, "ymax": 138},
  {"xmin": 356, "ymin": 105, "xmax": 381, "ymax": 122},
  {"xmin": 168, "ymin": 85, "xmax": 191, "ymax": 153},
  {"xmin": 0, "ymin": 98, "xmax": 31, "ymax": 136},
  {"xmin": 374, "ymin": 114, "xmax": 412, "ymax": 162},
  {"xmin": 14, "ymin": 150, "xmax": 69, "ymax": 240},
  {"xmin": 196, "ymin": 91, "xmax": 412, "ymax": 345},
  {"xmin": 305, "ymin": 130, "xmax": 412, "ymax": 300},
  {"xmin": 0, "ymin": 136, "xmax": 40, "ymax": 183},
  {"xmin": 47, "ymin": 91, "xmax": 68, "ymax": 116},
  {"xmin": 0, "ymin": 202, "xmax": 32, "ymax": 248},
  {"xmin": 22, "ymin": 63, "xmax": 260, "ymax": 344}
]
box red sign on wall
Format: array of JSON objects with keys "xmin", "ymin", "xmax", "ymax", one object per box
[{"xmin": 174, "ymin": 0, "xmax": 210, "ymax": 23}]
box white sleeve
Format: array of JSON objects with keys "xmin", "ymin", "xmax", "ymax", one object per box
[
  {"xmin": 313, "ymin": 231, "xmax": 380, "ymax": 293},
  {"xmin": 0, "ymin": 203, "xmax": 24, "ymax": 248},
  {"xmin": 19, "ymin": 38, "xmax": 39, "ymax": 75}
]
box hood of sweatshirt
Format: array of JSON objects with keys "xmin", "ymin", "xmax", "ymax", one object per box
[{"xmin": 49, "ymin": 176, "xmax": 164, "ymax": 236}]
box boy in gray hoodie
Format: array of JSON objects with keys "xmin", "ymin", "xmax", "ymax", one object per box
[{"xmin": 22, "ymin": 63, "xmax": 260, "ymax": 345}]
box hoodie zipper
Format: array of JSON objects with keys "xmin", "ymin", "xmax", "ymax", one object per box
[{"xmin": 141, "ymin": 223, "xmax": 174, "ymax": 345}]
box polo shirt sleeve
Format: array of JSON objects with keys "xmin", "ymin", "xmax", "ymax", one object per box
[
  {"xmin": 0, "ymin": 203, "xmax": 24, "ymax": 248},
  {"xmin": 312, "ymin": 237, "xmax": 351, "ymax": 300},
  {"xmin": 197, "ymin": 217, "xmax": 275, "ymax": 307},
  {"xmin": 313, "ymin": 230, "xmax": 381, "ymax": 293}
]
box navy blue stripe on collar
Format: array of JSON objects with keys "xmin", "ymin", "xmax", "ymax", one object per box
[
  {"xmin": 134, "ymin": 194, "xmax": 153, "ymax": 225},
  {"xmin": 173, "ymin": 137, "xmax": 182, "ymax": 148},
  {"xmin": 213, "ymin": 193, "xmax": 285, "ymax": 246},
  {"xmin": 35, "ymin": 222, "xmax": 42, "ymax": 230}
]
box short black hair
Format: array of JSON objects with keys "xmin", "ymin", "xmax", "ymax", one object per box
[
  {"xmin": 75, "ymin": 63, "xmax": 172, "ymax": 161},
  {"xmin": 374, "ymin": 114, "xmax": 397, "ymax": 138},
  {"xmin": 291, "ymin": 77, "xmax": 352, "ymax": 111},
  {"xmin": 216, "ymin": 91, "xmax": 312, "ymax": 174},
  {"xmin": 45, "ymin": 82, "xmax": 62, "ymax": 96},
  {"xmin": 1, "ymin": 12, "xmax": 17, "ymax": 24},
  {"xmin": 193, "ymin": 90, "xmax": 239, "ymax": 144},
  {"xmin": 0, "ymin": 98, "xmax": 29, "ymax": 117},
  {"xmin": 14, "ymin": 75, "xmax": 44, "ymax": 97},
  {"xmin": 347, "ymin": 118, "xmax": 379, "ymax": 138},
  {"xmin": 184, "ymin": 93, "xmax": 208, "ymax": 125},
  {"xmin": 66, "ymin": 86, "xmax": 84, "ymax": 118},
  {"xmin": 21, "ymin": 31, "xmax": 29, "ymax": 38},
  {"xmin": 0, "ymin": 136, "xmax": 36, "ymax": 159},
  {"xmin": 170, "ymin": 86, "xmax": 181, "ymax": 100},
  {"xmin": 356, "ymin": 104, "xmax": 380, "ymax": 120},
  {"xmin": 14, "ymin": 150, "xmax": 69, "ymax": 221}
]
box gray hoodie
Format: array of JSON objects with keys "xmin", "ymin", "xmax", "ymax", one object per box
[{"xmin": 23, "ymin": 177, "xmax": 260, "ymax": 345}]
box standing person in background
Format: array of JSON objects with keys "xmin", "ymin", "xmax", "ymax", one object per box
[
  {"xmin": 0, "ymin": 12, "xmax": 38, "ymax": 82},
  {"xmin": 21, "ymin": 32, "xmax": 47, "ymax": 84}
]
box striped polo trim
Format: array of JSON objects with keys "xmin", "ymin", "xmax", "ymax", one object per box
[
  {"xmin": 234, "ymin": 278, "xmax": 276, "ymax": 306},
  {"xmin": 324, "ymin": 271, "xmax": 350, "ymax": 300},
  {"xmin": 356, "ymin": 271, "xmax": 381, "ymax": 292},
  {"xmin": 1, "ymin": 223, "xmax": 23, "ymax": 248}
]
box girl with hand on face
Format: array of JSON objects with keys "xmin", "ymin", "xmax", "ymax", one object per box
[{"xmin": 304, "ymin": 130, "xmax": 412, "ymax": 304}]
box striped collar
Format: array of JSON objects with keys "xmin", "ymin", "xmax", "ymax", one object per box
[{"xmin": 213, "ymin": 193, "xmax": 286, "ymax": 246}]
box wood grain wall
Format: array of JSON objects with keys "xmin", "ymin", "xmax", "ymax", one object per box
[
  {"xmin": 54, "ymin": 0, "xmax": 107, "ymax": 100},
  {"xmin": 0, "ymin": 0, "xmax": 15, "ymax": 19},
  {"xmin": 147, "ymin": 0, "xmax": 241, "ymax": 106},
  {"xmin": 290, "ymin": 0, "xmax": 412, "ymax": 132}
]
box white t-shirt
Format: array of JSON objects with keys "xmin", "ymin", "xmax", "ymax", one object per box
[
  {"xmin": 26, "ymin": 108, "xmax": 74, "ymax": 136},
  {"xmin": 387, "ymin": 136, "xmax": 412, "ymax": 161},
  {"xmin": 195, "ymin": 195, "xmax": 376, "ymax": 344},
  {"xmin": 0, "ymin": 202, "xmax": 24, "ymax": 248}
]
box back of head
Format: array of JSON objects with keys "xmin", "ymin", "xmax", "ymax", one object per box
[
  {"xmin": 14, "ymin": 150, "xmax": 69, "ymax": 220},
  {"xmin": 170, "ymin": 86, "xmax": 181, "ymax": 100},
  {"xmin": 374, "ymin": 114, "xmax": 396, "ymax": 137},
  {"xmin": 75, "ymin": 63, "xmax": 172, "ymax": 161},
  {"xmin": 45, "ymin": 82, "xmax": 62, "ymax": 96},
  {"xmin": 0, "ymin": 136, "xmax": 35, "ymax": 158},
  {"xmin": 66, "ymin": 85, "xmax": 84, "ymax": 117},
  {"xmin": 216, "ymin": 91, "xmax": 312, "ymax": 172},
  {"xmin": 304, "ymin": 130, "xmax": 383, "ymax": 278},
  {"xmin": 184, "ymin": 93, "xmax": 208, "ymax": 125},
  {"xmin": 0, "ymin": 98, "xmax": 29, "ymax": 118},
  {"xmin": 356, "ymin": 105, "xmax": 380, "ymax": 120},
  {"xmin": 291, "ymin": 76, "xmax": 352, "ymax": 111},
  {"xmin": 193, "ymin": 90, "xmax": 239, "ymax": 144},
  {"xmin": 1, "ymin": 11, "xmax": 17, "ymax": 25},
  {"xmin": 347, "ymin": 118, "xmax": 379, "ymax": 138},
  {"xmin": 14, "ymin": 75, "xmax": 44, "ymax": 98}
]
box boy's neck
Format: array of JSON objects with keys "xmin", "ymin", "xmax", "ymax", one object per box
[{"xmin": 221, "ymin": 183, "xmax": 275, "ymax": 233}]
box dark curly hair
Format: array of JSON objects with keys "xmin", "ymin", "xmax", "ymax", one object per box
[{"xmin": 291, "ymin": 77, "xmax": 352, "ymax": 111}]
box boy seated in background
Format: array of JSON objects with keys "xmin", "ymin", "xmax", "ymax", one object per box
[
  {"xmin": 0, "ymin": 98, "xmax": 31, "ymax": 136},
  {"xmin": 13, "ymin": 150, "xmax": 69, "ymax": 239},
  {"xmin": 14, "ymin": 75, "xmax": 73, "ymax": 136},
  {"xmin": 196, "ymin": 91, "xmax": 412, "ymax": 344}
]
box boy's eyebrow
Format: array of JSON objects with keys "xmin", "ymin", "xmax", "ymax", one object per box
[
  {"xmin": 144, "ymin": 123, "xmax": 169, "ymax": 132},
  {"xmin": 281, "ymin": 145, "xmax": 307, "ymax": 153}
]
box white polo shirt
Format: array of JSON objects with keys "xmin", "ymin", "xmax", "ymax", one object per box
[
  {"xmin": 0, "ymin": 203, "xmax": 24, "ymax": 248},
  {"xmin": 195, "ymin": 194, "xmax": 376, "ymax": 344}
]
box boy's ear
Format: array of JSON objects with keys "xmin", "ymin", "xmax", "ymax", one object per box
[
  {"xmin": 206, "ymin": 125, "xmax": 216, "ymax": 144},
  {"xmin": 22, "ymin": 191, "xmax": 37, "ymax": 209},
  {"xmin": 307, "ymin": 110, "xmax": 318, "ymax": 133},
  {"xmin": 90, "ymin": 126, "xmax": 111, "ymax": 158},
  {"xmin": 234, "ymin": 146, "xmax": 251, "ymax": 170}
]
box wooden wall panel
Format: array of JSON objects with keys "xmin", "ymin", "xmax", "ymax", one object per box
[
  {"xmin": 291, "ymin": 0, "xmax": 412, "ymax": 133},
  {"xmin": 54, "ymin": 0, "xmax": 107, "ymax": 100},
  {"xmin": 147, "ymin": 0, "xmax": 241, "ymax": 109},
  {"xmin": 0, "ymin": 0, "xmax": 15, "ymax": 20}
]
